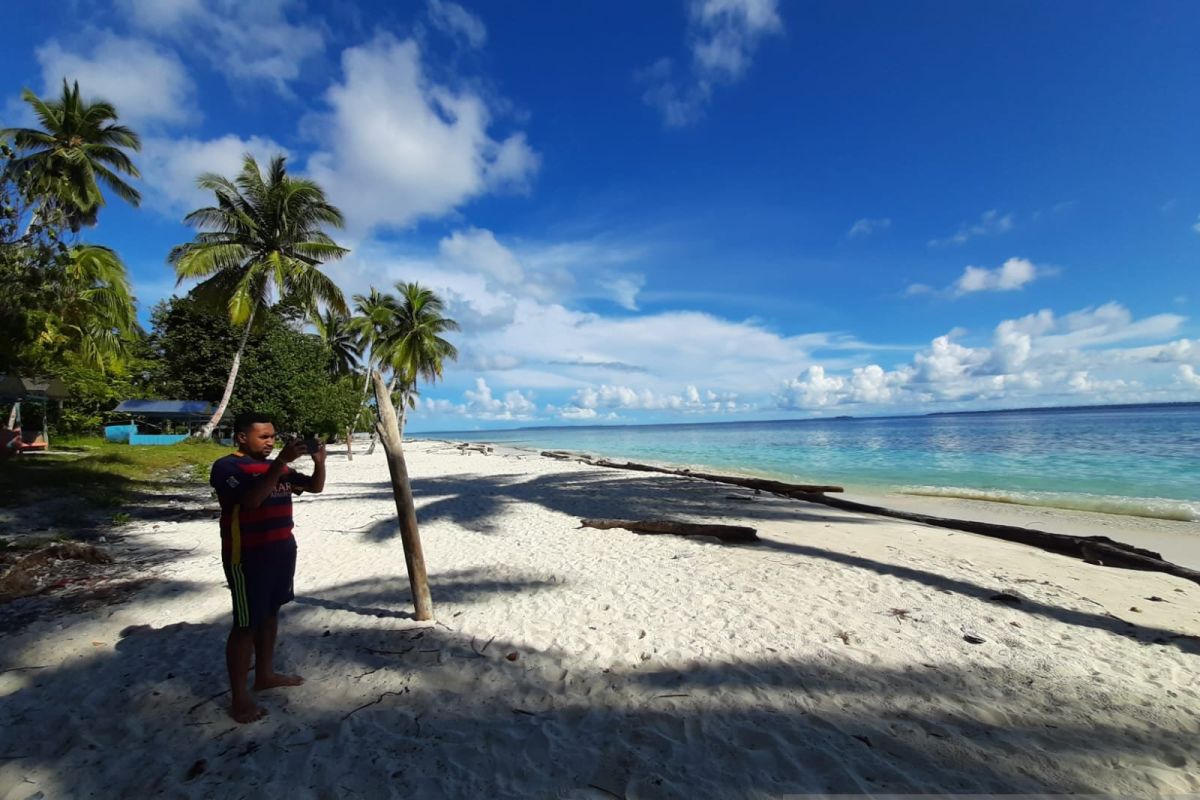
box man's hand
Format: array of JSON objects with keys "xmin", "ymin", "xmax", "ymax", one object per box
[
  {"xmin": 277, "ymin": 438, "xmax": 306, "ymax": 464},
  {"xmin": 311, "ymin": 442, "xmax": 327, "ymax": 466}
]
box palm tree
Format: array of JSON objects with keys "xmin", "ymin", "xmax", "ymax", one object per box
[
  {"xmin": 312, "ymin": 308, "xmax": 362, "ymax": 378},
  {"xmin": 170, "ymin": 154, "xmax": 349, "ymax": 438},
  {"xmin": 374, "ymin": 282, "xmax": 459, "ymax": 436},
  {"xmin": 364, "ymin": 284, "xmax": 457, "ymax": 622},
  {"xmin": 33, "ymin": 245, "xmax": 138, "ymax": 371},
  {"xmin": 2, "ymin": 80, "xmax": 141, "ymax": 231},
  {"xmin": 350, "ymin": 287, "xmax": 401, "ymax": 455}
]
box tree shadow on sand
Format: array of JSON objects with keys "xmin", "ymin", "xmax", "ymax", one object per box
[
  {"xmin": 349, "ymin": 468, "xmax": 881, "ymax": 541},
  {"xmin": 1, "ymin": 575, "xmax": 1195, "ymax": 797}
]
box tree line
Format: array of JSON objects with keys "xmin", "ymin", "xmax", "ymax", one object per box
[{"xmin": 1, "ymin": 81, "xmax": 458, "ymax": 440}]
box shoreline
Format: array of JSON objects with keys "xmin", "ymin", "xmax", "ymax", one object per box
[{"xmin": 433, "ymin": 439, "xmax": 1200, "ymax": 571}]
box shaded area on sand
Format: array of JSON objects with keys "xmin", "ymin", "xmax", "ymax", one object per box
[{"xmin": 1, "ymin": 575, "xmax": 1195, "ymax": 798}]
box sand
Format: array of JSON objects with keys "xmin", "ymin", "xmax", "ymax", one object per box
[{"xmin": 2, "ymin": 441, "xmax": 1198, "ymax": 798}]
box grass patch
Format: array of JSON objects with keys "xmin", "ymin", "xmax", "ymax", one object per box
[{"xmin": 0, "ymin": 437, "xmax": 231, "ymax": 512}]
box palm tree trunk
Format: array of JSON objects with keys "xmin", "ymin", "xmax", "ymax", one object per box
[
  {"xmin": 372, "ymin": 369, "xmax": 432, "ymax": 620},
  {"xmin": 365, "ymin": 372, "xmax": 396, "ymax": 456},
  {"xmin": 198, "ymin": 305, "xmax": 257, "ymax": 439},
  {"xmin": 398, "ymin": 389, "xmax": 411, "ymax": 438}
]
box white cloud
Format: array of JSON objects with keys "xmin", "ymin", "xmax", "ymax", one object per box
[
  {"xmin": 640, "ymin": 0, "xmax": 783, "ymax": 126},
  {"xmin": 954, "ymin": 257, "xmax": 1040, "ymax": 295},
  {"xmin": 907, "ymin": 257, "xmax": 1046, "ymax": 299},
  {"xmin": 306, "ymin": 35, "xmax": 539, "ymax": 234},
  {"xmin": 117, "ymin": 0, "xmax": 323, "ymax": 91},
  {"xmin": 427, "ymin": 0, "xmax": 487, "ymax": 48},
  {"xmin": 463, "ymin": 377, "xmax": 536, "ymax": 419},
  {"xmin": 928, "ymin": 209, "xmax": 1014, "ymax": 247},
  {"xmin": 775, "ymin": 301, "xmax": 1190, "ymax": 411},
  {"xmin": 560, "ymin": 382, "xmax": 744, "ymax": 418},
  {"xmin": 1178, "ymin": 365, "xmax": 1200, "ymax": 387},
  {"xmin": 1192, "ymin": 214, "xmax": 1200, "ymax": 234},
  {"xmin": 597, "ymin": 275, "xmax": 645, "ymax": 311},
  {"xmin": 35, "ymin": 33, "xmax": 195, "ymax": 127},
  {"xmin": 848, "ymin": 217, "xmax": 891, "ymax": 239},
  {"xmin": 140, "ymin": 134, "xmax": 289, "ymax": 217}
]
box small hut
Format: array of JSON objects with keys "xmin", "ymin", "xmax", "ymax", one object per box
[
  {"xmin": 0, "ymin": 374, "xmax": 70, "ymax": 452},
  {"xmin": 108, "ymin": 400, "xmax": 216, "ymax": 445}
]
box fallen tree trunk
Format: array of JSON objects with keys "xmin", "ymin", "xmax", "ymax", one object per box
[
  {"xmin": 558, "ymin": 451, "xmax": 1200, "ymax": 586},
  {"xmin": 457, "ymin": 443, "xmax": 493, "ymax": 455},
  {"xmin": 557, "ymin": 453, "xmax": 844, "ymax": 495},
  {"xmin": 793, "ymin": 493, "xmax": 1200, "ymax": 586},
  {"xmin": 580, "ymin": 518, "xmax": 758, "ymax": 542}
]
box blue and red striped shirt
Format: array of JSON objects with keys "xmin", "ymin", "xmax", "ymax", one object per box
[{"xmin": 210, "ymin": 454, "xmax": 312, "ymax": 560}]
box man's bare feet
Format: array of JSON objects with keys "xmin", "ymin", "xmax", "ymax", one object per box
[
  {"xmin": 230, "ymin": 697, "xmax": 268, "ymax": 724},
  {"xmin": 253, "ymin": 672, "xmax": 304, "ymax": 690}
]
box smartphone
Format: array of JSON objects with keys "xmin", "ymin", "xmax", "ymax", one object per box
[{"xmin": 303, "ymin": 436, "xmax": 321, "ymax": 454}]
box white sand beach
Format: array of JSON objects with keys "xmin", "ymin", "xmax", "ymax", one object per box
[{"xmin": 2, "ymin": 442, "xmax": 1198, "ymax": 798}]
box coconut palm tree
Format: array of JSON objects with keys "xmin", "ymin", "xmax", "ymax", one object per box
[
  {"xmin": 350, "ymin": 287, "xmax": 401, "ymax": 454},
  {"xmin": 312, "ymin": 308, "xmax": 362, "ymax": 378},
  {"xmin": 2, "ymin": 80, "xmax": 141, "ymax": 231},
  {"xmin": 364, "ymin": 284, "xmax": 457, "ymax": 622},
  {"xmin": 374, "ymin": 281, "xmax": 459, "ymax": 436},
  {"xmin": 170, "ymin": 154, "xmax": 348, "ymax": 438},
  {"xmin": 32, "ymin": 245, "xmax": 138, "ymax": 371}
]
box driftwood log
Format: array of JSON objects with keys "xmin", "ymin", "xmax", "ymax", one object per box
[
  {"xmin": 547, "ymin": 451, "xmax": 1200, "ymax": 586},
  {"xmin": 550, "ymin": 452, "xmax": 844, "ymax": 495},
  {"xmin": 791, "ymin": 493, "xmax": 1200, "ymax": 586},
  {"xmin": 457, "ymin": 443, "xmax": 494, "ymax": 455},
  {"xmin": 580, "ymin": 518, "xmax": 758, "ymax": 542}
]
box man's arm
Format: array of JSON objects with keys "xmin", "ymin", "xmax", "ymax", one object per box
[{"xmin": 308, "ymin": 442, "xmax": 326, "ymax": 493}]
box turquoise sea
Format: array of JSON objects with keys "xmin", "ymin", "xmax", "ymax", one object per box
[{"xmin": 428, "ymin": 403, "xmax": 1200, "ymax": 522}]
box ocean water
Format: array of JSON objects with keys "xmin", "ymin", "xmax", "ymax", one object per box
[{"xmin": 427, "ymin": 403, "xmax": 1200, "ymax": 522}]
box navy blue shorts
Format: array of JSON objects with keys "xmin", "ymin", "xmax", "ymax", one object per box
[{"xmin": 222, "ymin": 541, "xmax": 297, "ymax": 629}]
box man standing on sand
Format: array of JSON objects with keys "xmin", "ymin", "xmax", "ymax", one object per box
[{"xmin": 210, "ymin": 412, "xmax": 326, "ymax": 723}]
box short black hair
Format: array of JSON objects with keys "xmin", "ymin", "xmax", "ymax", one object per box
[{"xmin": 233, "ymin": 411, "xmax": 274, "ymax": 435}]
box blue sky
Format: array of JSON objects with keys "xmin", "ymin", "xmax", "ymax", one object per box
[{"xmin": 3, "ymin": 0, "xmax": 1199, "ymax": 430}]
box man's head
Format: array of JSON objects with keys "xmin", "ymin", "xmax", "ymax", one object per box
[{"xmin": 233, "ymin": 412, "xmax": 276, "ymax": 459}]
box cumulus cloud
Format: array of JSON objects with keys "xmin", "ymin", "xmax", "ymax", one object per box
[
  {"xmin": 847, "ymin": 217, "xmax": 891, "ymax": 239},
  {"xmin": 928, "ymin": 209, "xmax": 1014, "ymax": 247},
  {"xmin": 1178, "ymin": 365, "xmax": 1200, "ymax": 387},
  {"xmin": 306, "ymin": 35, "xmax": 539, "ymax": 233},
  {"xmin": 140, "ymin": 134, "xmax": 288, "ymax": 217},
  {"xmin": 1193, "ymin": 214, "xmax": 1200, "ymax": 234},
  {"xmin": 953, "ymin": 257, "xmax": 1040, "ymax": 295},
  {"xmin": 907, "ymin": 257, "xmax": 1046, "ymax": 298},
  {"xmin": 560, "ymin": 383, "xmax": 742, "ymax": 417},
  {"xmin": 463, "ymin": 377, "xmax": 536, "ymax": 418},
  {"xmin": 117, "ymin": 0, "xmax": 323, "ymax": 91},
  {"xmin": 35, "ymin": 33, "xmax": 195, "ymax": 127},
  {"xmin": 427, "ymin": 0, "xmax": 487, "ymax": 48},
  {"xmin": 775, "ymin": 301, "xmax": 1189, "ymax": 411},
  {"xmin": 640, "ymin": 0, "xmax": 783, "ymax": 126}
]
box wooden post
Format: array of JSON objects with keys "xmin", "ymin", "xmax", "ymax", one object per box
[
  {"xmin": 345, "ymin": 426, "xmax": 353, "ymax": 461},
  {"xmin": 371, "ymin": 369, "xmax": 433, "ymax": 620}
]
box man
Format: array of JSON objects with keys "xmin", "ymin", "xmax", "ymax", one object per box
[{"xmin": 210, "ymin": 412, "xmax": 326, "ymax": 723}]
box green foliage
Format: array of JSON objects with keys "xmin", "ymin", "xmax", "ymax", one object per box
[
  {"xmin": 1, "ymin": 98, "xmax": 141, "ymax": 379},
  {"xmin": 1, "ymin": 80, "xmax": 142, "ymax": 230},
  {"xmin": 169, "ymin": 153, "xmax": 348, "ymax": 327},
  {"xmin": 352, "ymin": 282, "xmax": 459, "ymax": 435},
  {"xmin": 148, "ymin": 294, "xmax": 362, "ymax": 436}
]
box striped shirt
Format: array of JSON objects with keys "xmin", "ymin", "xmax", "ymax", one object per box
[{"xmin": 210, "ymin": 454, "xmax": 312, "ymax": 561}]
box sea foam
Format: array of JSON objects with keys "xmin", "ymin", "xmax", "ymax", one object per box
[{"xmin": 897, "ymin": 485, "xmax": 1200, "ymax": 522}]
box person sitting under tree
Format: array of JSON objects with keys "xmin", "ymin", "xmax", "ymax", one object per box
[{"xmin": 210, "ymin": 411, "xmax": 326, "ymax": 723}]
